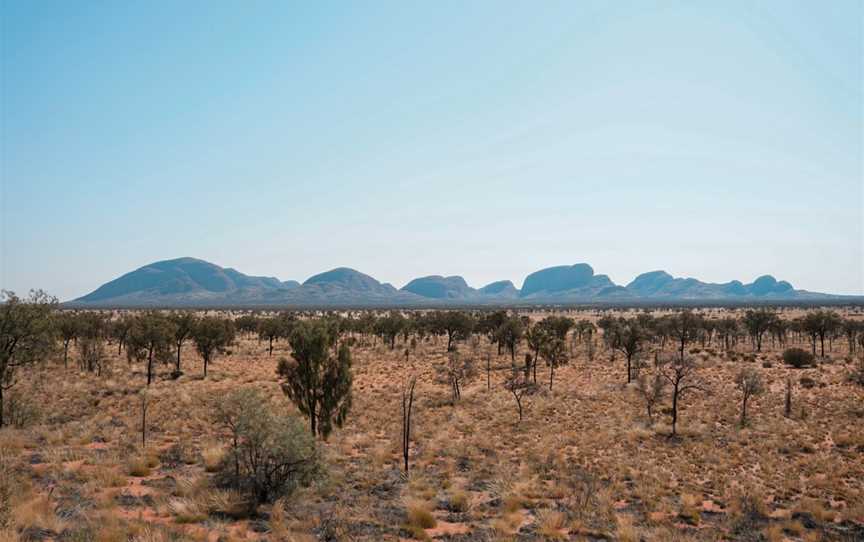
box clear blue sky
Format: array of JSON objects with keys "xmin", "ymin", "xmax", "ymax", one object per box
[{"xmin": 1, "ymin": 1, "xmax": 862, "ymax": 301}]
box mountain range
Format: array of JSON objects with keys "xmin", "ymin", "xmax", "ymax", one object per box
[{"xmin": 67, "ymin": 257, "xmax": 850, "ymax": 308}]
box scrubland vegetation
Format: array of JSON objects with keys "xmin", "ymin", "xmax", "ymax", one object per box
[{"xmin": 1, "ymin": 289, "xmax": 863, "ymax": 540}]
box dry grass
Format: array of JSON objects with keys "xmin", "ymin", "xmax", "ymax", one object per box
[
  {"xmin": 404, "ymin": 499, "xmax": 436, "ymax": 529},
  {"xmin": 200, "ymin": 443, "xmax": 225, "ymax": 472}
]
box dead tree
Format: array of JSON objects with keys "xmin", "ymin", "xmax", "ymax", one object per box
[
  {"xmin": 635, "ymin": 372, "xmax": 665, "ymax": 426},
  {"xmin": 141, "ymin": 393, "xmax": 149, "ymax": 448},
  {"xmin": 435, "ymin": 349, "xmax": 475, "ymax": 403},
  {"xmin": 504, "ymin": 369, "xmax": 537, "ymax": 422},
  {"xmin": 401, "ymin": 376, "xmax": 417, "ymax": 474},
  {"xmin": 735, "ymin": 368, "xmax": 764, "ymax": 426},
  {"xmin": 658, "ymin": 354, "xmax": 705, "ymax": 437}
]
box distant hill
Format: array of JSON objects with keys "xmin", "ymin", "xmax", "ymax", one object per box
[
  {"xmin": 69, "ymin": 257, "xmax": 851, "ymax": 307},
  {"xmin": 519, "ymin": 264, "xmax": 618, "ymax": 300},
  {"xmin": 75, "ymin": 258, "xmax": 292, "ymax": 306},
  {"xmin": 402, "ymin": 275, "xmax": 476, "ymax": 299},
  {"xmin": 479, "ymin": 280, "xmax": 519, "ymax": 298},
  {"xmin": 625, "ymin": 271, "xmax": 797, "ymax": 299}
]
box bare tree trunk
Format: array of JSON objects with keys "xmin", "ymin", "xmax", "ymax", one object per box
[
  {"xmin": 671, "ymin": 384, "xmax": 679, "ymax": 437},
  {"xmin": 401, "ymin": 378, "xmax": 416, "ymax": 474},
  {"xmin": 486, "ymin": 354, "xmax": 491, "ymax": 391},
  {"xmin": 141, "ymin": 396, "xmax": 148, "ymax": 447}
]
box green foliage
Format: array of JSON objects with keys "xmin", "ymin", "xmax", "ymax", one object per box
[
  {"xmin": 742, "ymin": 309, "xmax": 778, "ymax": 351},
  {"xmin": 215, "ymin": 388, "xmax": 320, "ymax": 505},
  {"xmin": 126, "ymin": 312, "xmax": 174, "ymax": 385},
  {"xmin": 783, "ymin": 347, "xmax": 814, "ymax": 369},
  {"xmin": 191, "ymin": 316, "xmax": 236, "ymax": 376},
  {"xmin": 168, "ymin": 311, "xmax": 198, "ymax": 372},
  {"xmin": 277, "ymin": 319, "xmax": 352, "ymax": 439},
  {"xmin": 375, "ymin": 311, "xmax": 406, "ymax": 349},
  {"xmin": 496, "ymin": 316, "xmax": 524, "ymax": 362},
  {"xmin": 429, "ymin": 311, "xmax": 475, "ymax": 352},
  {"xmin": 0, "ymin": 290, "xmax": 57, "ymax": 427}
]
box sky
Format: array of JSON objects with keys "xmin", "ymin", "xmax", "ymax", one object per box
[{"xmin": 1, "ymin": 1, "xmax": 862, "ymax": 301}]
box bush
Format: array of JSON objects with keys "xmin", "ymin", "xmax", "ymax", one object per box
[
  {"xmin": 2, "ymin": 392, "xmax": 42, "ymax": 429},
  {"xmin": 783, "ymin": 348, "xmax": 814, "ymax": 369},
  {"xmin": 215, "ymin": 389, "xmax": 320, "ymax": 505}
]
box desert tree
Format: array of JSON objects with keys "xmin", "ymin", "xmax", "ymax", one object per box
[
  {"xmin": 234, "ymin": 314, "xmax": 261, "ymax": 337},
  {"xmin": 110, "ymin": 314, "xmax": 132, "ymax": 355},
  {"xmin": 400, "ymin": 376, "xmax": 417, "ymax": 474},
  {"xmin": 54, "ymin": 312, "xmax": 80, "ymax": 369},
  {"xmin": 539, "ymin": 334, "xmax": 568, "ymax": 390},
  {"xmin": 77, "ymin": 312, "xmax": 108, "ymax": 374},
  {"xmin": 575, "ymin": 319, "xmax": 596, "ymax": 344},
  {"xmin": 479, "ymin": 310, "xmax": 508, "ymax": 355},
  {"xmin": 668, "ymin": 311, "xmax": 702, "ymax": 359},
  {"xmin": 169, "ymin": 311, "xmax": 197, "ymax": 375},
  {"xmin": 609, "ymin": 319, "xmax": 649, "ymax": 384},
  {"xmin": 767, "ymin": 317, "xmax": 788, "ymax": 348},
  {"xmin": 541, "ymin": 315, "xmax": 574, "ymax": 341},
  {"xmin": 485, "ymin": 352, "xmax": 492, "ymax": 391},
  {"xmin": 714, "ymin": 317, "xmax": 738, "ymax": 351},
  {"xmin": 191, "ymin": 316, "xmax": 236, "ymax": 378},
  {"xmin": 635, "ymin": 371, "xmax": 665, "ymax": 426},
  {"xmin": 375, "ymin": 311, "xmax": 405, "ymax": 350},
  {"xmin": 735, "ymin": 368, "xmax": 764, "ymax": 426},
  {"xmin": 126, "ymin": 312, "xmax": 174, "ymax": 386},
  {"xmin": 497, "ymin": 316, "xmax": 524, "ymax": 364},
  {"xmin": 258, "ymin": 316, "xmax": 284, "ymax": 356},
  {"xmin": 435, "ymin": 348, "xmax": 476, "ymax": 402},
  {"xmin": 277, "ymin": 319, "xmax": 353, "ymax": 439},
  {"xmin": 743, "ymin": 309, "xmax": 777, "ymax": 352},
  {"xmin": 0, "ymin": 290, "xmax": 57, "ymax": 428},
  {"xmin": 802, "ymin": 310, "xmax": 841, "ymax": 357},
  {"xmin": 431, "ymin": 311, "xmax": 475, "ymax": 352},
  {"xmin": 140, "ymin": 391, "xmax": 149, "ymax": 447},
  {"xmin": 503, "ymin": 367, "xmax": 537, "ymax": 422},
  {"xmin": 658, "ymin": 353, "xmax": 705, "ymax": 437},
  {"xmin": 524, "ymin": 323, "xmax": 544, "ymax": 382},
  {"xmin": 842, "ymin": 319, "xmax": 861, "ymax": 355}
]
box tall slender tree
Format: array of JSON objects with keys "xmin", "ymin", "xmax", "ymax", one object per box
[{"xmin": 277, "ymin": 320, "xmax": 353, "ymax": 438}]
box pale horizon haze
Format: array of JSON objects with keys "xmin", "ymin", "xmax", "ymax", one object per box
[{"xmin": 1, "ymin": 1, "xmax": 862, "ymax": 301}]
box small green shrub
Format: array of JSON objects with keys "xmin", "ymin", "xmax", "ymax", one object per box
[
  {"xmin": 215, "ymin": 388, "xmax": 320, "ymax": 505},
  {"xmin": 783, "ymin": 348, "xmax": 814, "ymax": 369}
]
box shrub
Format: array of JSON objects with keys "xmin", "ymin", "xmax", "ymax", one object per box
[
  {"xmin": 447, "ymin": 490, "xmax": 469, "ymax": 513},
  {"xmin": 783, "ymin": 348, "xmax": 814, "ymax": 369},
  {"xmin": 215, "ymin": 388, "xmax": 320, "ymax": 505},
  {"xmin": 2, "ymin": 392, "xmax": 42, "ymax": 429},
  {"xmin": 799, "ymin": 376, "xmax": 817, "ymax": 389},
  {"xmin": 405, "ymin": 500, "xmax": 436, "ymax": 529},
  {"xmin": 126, "ymin": 457, "xmax": 151, "ymax": 477}
]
